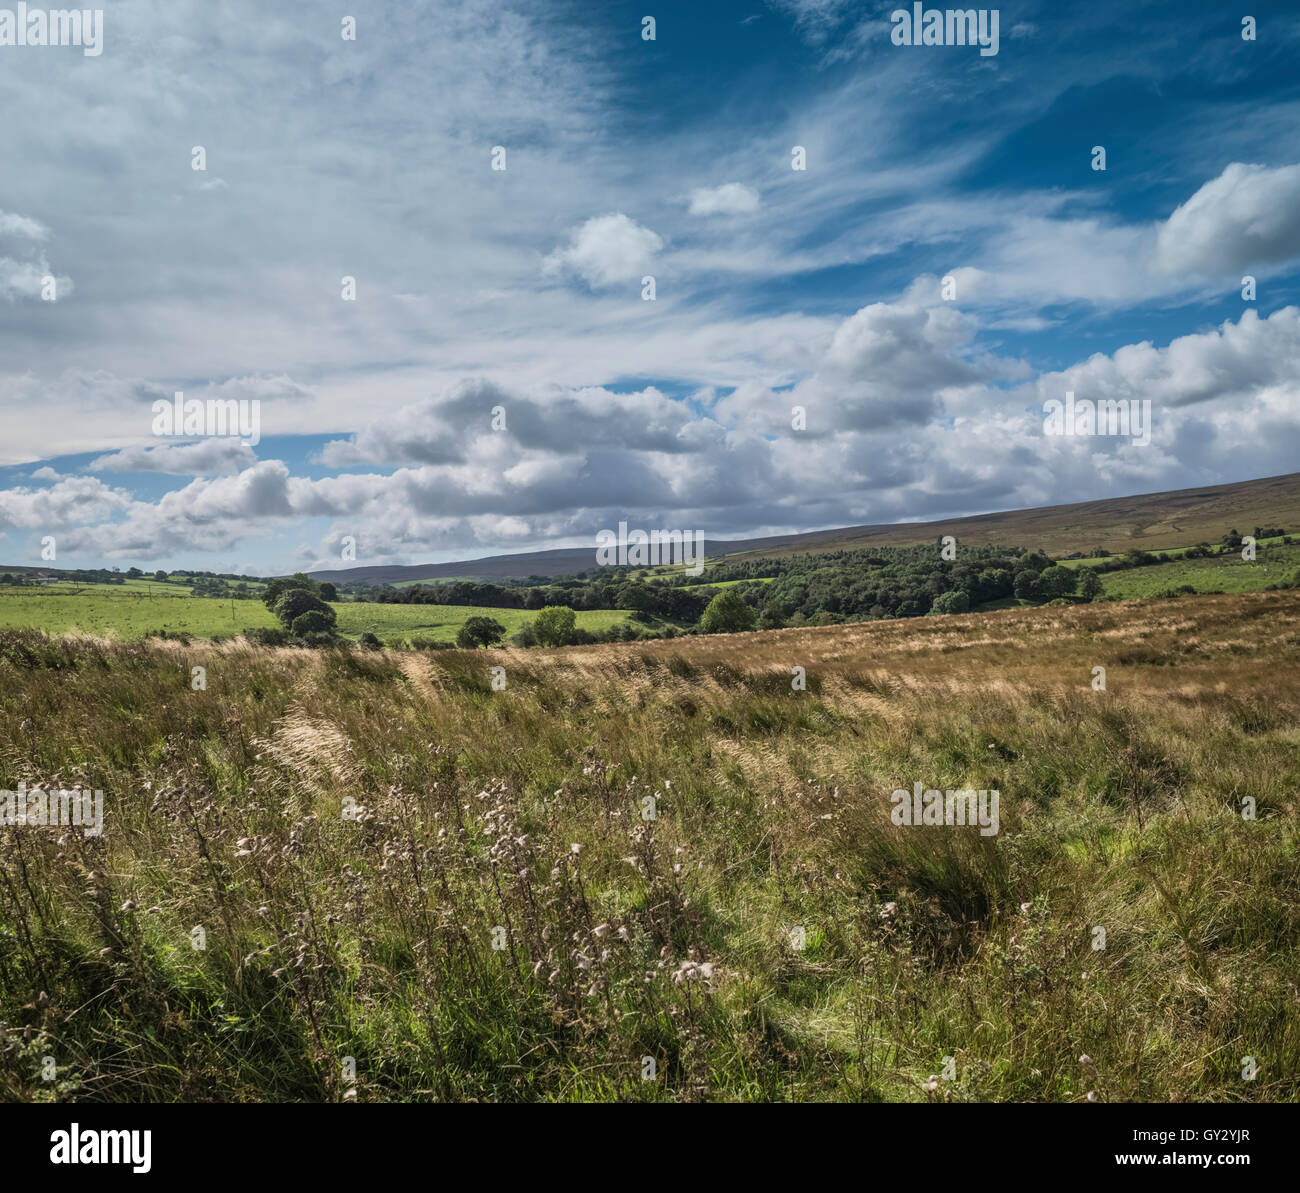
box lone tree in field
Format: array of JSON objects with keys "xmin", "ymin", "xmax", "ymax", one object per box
[
  {"xmin": 262, "ymin": 572, "xmax": 322, "ymax": 610},
  {"xmin": 260, "ymin": 572, "xmax": 338, "ymax": 636},
  {"xmin": 457, "ymin": 616, "xmax": 507, "ymax": 649},
  {"xmin": 698, "ymin": 589, "xmax": 756, "ymax": 634},
  {"xmin": 532, "ymin": 605, "xmax": 577, "ymax": 647},
  {"xmin": 271, "ymin": 586, "xmax": 337, "ymax": 636}
]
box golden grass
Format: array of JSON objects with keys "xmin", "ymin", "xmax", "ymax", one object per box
[{"xmin": 0, "ymin": 591, "xmax": 1296, "ymax": 1102}]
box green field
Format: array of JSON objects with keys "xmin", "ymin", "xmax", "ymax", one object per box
[
  {"xmin": 1061, "ymin": 534, "xmax": 1291, "ymax": 570},
  {"xmin": 0, "ymin": 589, "xmax": 277, "ymax": 637},
  {"xmin": 0, "ymin": 589, "xmax": 634, "ymax": 643},
  {"xmin": 678, "ymin": 576, "xmax": 774, "ymax": 589},
  {"xmin": 331, "ymin": 602, "xmax": 632, "ymax": 643},
  {"xmin": 23, "ymin": 578, "xmax": 202, "ymax": 595},
  {"xmin": 1095, "ymin": 542, "xmax": 1300, "ymax": 599}
]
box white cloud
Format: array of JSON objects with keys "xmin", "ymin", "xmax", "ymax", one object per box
[
  {"xmin": 0, "ymin": 371, "xmax": 314, "ymax": 467},
  {"xmin": 544, "ymin": 213, "xmax": 663, "ymax": 287},
  {"xmin": 89, "ymin": 439, "xmax": 258, "ymax": 476},
  {"xmin": 1029, "ymin": 305, "xmax": 1300, "ymax": 412},
  {"xmin": 688, "ymin": 183, "xmax": 760, "ymax": 216},
  {"xmin": 13, "ymin": 294, "xmax": 1300, "ymax": 563},
  {"xmin": 1155, "ymin": 162, "xmax": 1300, "ymax": 275},
  {"xmin": 3, "ymin": 3, "xmax": 1300, "ymax": 570},
  {"xmin": 0, "ymin": 476, "xmax": 133, "ymax": 531}
]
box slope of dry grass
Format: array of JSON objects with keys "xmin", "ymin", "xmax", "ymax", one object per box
[{"xmin": 1, "ymin": 592, "xmax": 1297, "ymax": 1102}]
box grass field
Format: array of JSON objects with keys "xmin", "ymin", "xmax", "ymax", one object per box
[
  {"xmin": 331, "ymin": 602, "xmax": 632, "ymax": 643},
  {"xmin": 1, "ymin": 591, "xmax": 1296, "ymax": 1102},
  {"xmin": 1061, "ymin": 534, "xmax": 1291, "ymax": 569},
  {"xmin": 0, "ymin": 589, "xmax": 634, "ymax": 643},
  {"xmin": 1095, "ymin": 542, "xmax": 1300, "ymax": 599},
  {"xmin": 678, "ymin": 577, "xmax": 775, "ymax": 589},
  {"xmin": 0, "ymin": 589, "xmax": 279, "ymax": 638}
]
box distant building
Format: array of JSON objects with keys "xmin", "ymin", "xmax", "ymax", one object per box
[{"xmin": 33, "ymin": 572, "xmax": 60, "ymax": 585}]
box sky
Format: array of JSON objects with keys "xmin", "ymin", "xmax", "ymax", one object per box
[{"xmin": 2, "ymin": 0, "xmax": 1300, "ymax": 575}]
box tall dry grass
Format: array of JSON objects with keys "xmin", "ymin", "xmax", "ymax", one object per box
[{"xmin": 0, "ymin": 591, "xmax": 1297, "ymax": 1101}]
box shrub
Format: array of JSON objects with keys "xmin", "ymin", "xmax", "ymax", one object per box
[
  {"xmin": 1075, "ymin": 567, "xmax": 1103, "ymax": 600},
  {"xmin": 532, "ymin": 606, "xmax": 577, "ymax": 647},
  {"xmin": 1038, "ymin": 565, "xmax": 1076, "ymax": 599},
  {"xmin": 806, "ymin": 610, "xmax": 845, "ymax": 626},
  {"xmin": 275, "ymin": 589, "xmax": 337, "ymax": 632},
  {"xmin": 262, "ymin": 573, "xmax": 324, "ymax": 615},
  {"xmin": 246, "ymin": 627, "xmax": 292, "ymax": 646},
  {"xmin": 408, "ymin": 635, "xmax": 456, "ymax": 651},
  {"xmin": 698, "ymin": 590, "xmax": 757, "ymax": 634},
  {"xmin": 358, "ymin": 631, "xmax": 382, "ymax": 650},
  {"xmin": 930, "ymin": 590, "xmax": 970, "ymax": 615},
  {"xmin": 1013, "ymin": 571, "xmax": 1041, "ymax": 600},
  {"xmin": 456, "ymin": 616, "xmax": 508, "ymax": 649},
  {"xmin": 291, "ymin": 609, "xmax": 335, "ymax": 637}
]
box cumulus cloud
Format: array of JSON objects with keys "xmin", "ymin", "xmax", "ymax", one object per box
[
  {"xmin": 322, "ymin": 377, "xmax": 699, "ymax": 468},
  {"xmin": 544, "ymin": 213, "xmax": 663, "ymax": 287},
  {"xmin": 0, "ymin": 476, "xmax": 133, "ymax": 531},
  {"xmin": 89, "ymin": 439, "xmax": 259, "ymax": 476},
  {"xmin": 1030, "ymin": 306, "xmax": 1300, "ymax": 412},
  {"xmin": 918, "ymin": 162, "xmax": 1300, "ymax": 317},
  {"xmin": 718, "ymin": 299, "xmax": 989, "ymax": 435},
  {"xmin": 688, "ymin": 183, "xmax": 760, "ymax": 216},
  {"xmin": 15, "ymin": 297, "xmax": 1300, "ymax": 564},
  {"xmin": 1155, "ymin": 162, "xmax": 1300, "ymax": 275}
]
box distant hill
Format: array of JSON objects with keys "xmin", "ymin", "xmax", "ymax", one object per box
[{"xmin": 305, "ymin": 470, "xmax": 1300, "ymax": 585}]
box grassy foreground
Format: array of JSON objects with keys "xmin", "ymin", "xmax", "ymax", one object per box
[{"xmin": 1, "ymin": 592, "xmax": 1298, "ymax": 1102}]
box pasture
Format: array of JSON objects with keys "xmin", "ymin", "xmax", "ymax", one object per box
[{"xmin": 0, "ymin": 588, "xmax": 634, "ymax": 644}]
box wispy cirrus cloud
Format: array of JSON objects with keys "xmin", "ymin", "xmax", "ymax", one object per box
[{"xmin": 3, "ymin": 0, "xmax": 1300, "ymax": 571}]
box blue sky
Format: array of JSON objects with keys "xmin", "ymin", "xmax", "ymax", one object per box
[{"xmin": 3, "ymin": 0, "xmax": 1300, "ymax": 575}]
